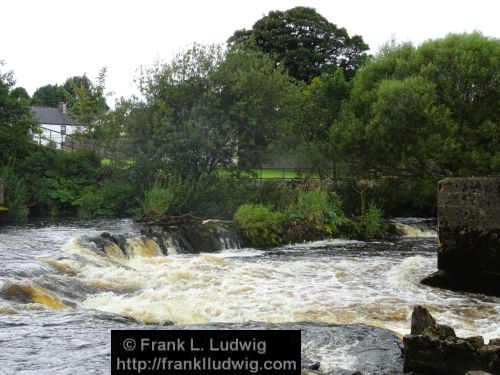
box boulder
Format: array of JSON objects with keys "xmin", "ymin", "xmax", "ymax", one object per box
[{"xmin": 403, "ymin": 305, "xmax": 500, "ymax": 374}]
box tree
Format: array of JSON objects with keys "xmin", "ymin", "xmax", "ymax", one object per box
[
  {"xmin": 11, "ymin": 87, "xmax": 30, "ymax": 102},
  {"xmin": 214, "ymin": 47, "xmax": 297, "ymax": 167},
  {"xmin": 281, "ymin": 68, "xmax": 350, "ymax": 176},
  {"xmin": 31, "ymin": 84, "xmax": 65, "ymax": 107},
  {"xmin": 228, "ymin": 6, "xmax": 369, "ymax": 82},
  {"xmin": 129, "ymin": 44, "xmax": 229, "ymax": 179},
  {"xmin": 31, "ymin": 74, "xmax": 109, "ymax": 117},
  {"xmin": 0, "ymin": 61, "xmax": 38, "ymax": 164},
  {"xmin": 331, "ymin": 32, "xmax": 500, "ymax": 179},
  {"xmin": 127, "ymin": 44, "xmax": 296, "ymax": 181},
  {"xmin": 66, "ymin": 69, "xmax": 110, "ymax": 134}
]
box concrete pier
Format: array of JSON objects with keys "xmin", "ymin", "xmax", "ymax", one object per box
[{"xmin": 422, "ymin": 177, "xmax": 500, "ymax": 296}]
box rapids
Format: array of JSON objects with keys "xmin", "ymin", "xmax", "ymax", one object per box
[{"xmin": 0, "ymin": 218, "xmax": 499, "ymax": 374}]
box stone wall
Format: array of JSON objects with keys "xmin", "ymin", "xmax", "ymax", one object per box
[{"xmin": 422, "ymin": 177, "xmax": 500, "ymax": 296}]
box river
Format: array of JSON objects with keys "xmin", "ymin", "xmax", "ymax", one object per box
[{"xmin": 0, "ymin": 219, "xmax": 499, "ymax": 374}]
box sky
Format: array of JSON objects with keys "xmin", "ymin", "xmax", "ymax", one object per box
[{"xmin": 2, "ymin": 0, "xmax": 499, "ymax": 104}]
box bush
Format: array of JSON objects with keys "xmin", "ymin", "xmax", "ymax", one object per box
[
  {"xmin": 359, "ymin": 201, "xmax": 386, "ymax": 239},
  {"xmin": 247, "ymin": 180, "xmax": 298, "ymax": 211},
  {"xmin": 142, "ymin": 187, "xmax": 173, "ymax": 216},
  {"xmin": 285, "ymin": 190, "xmax": 346, "ymax": 234},
  {"xmin": 234, "ymin": 204, "xmax": 285, "ymax": 248},
  {"xmin": 74, "ymin": 188, "xmax": 104, "ymax": 219},
  {"xmin": 99, "ymin": 178, "xmax": 141, "ymax": 217},
  {"xmin": 287, "ymin": 190, "xmax": 327, "ymax": 223},
  {"xmin": 12, "ymin": 148, "xmax": 103, "ymax": 217},
  {"xmin": 160, "ymin": 175, "xmax": 252, "ymax": 219},
  {"xmin": 3, "ymin": 173, "xmax": 29, "ymax": 222},
  {"xmin": 324, "ymin": 192, "xmax": 347, "ymax": 231}
]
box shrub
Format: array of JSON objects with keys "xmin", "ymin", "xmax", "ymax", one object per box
[
  {"xmin": 99, "ymin": 178, "xmax": 141, "ymax": 217},
  {"xmin": 247, "ymin": 180, "xmax": 298, "ymax": 211},
  {"xmin": 74, "ymin": 188, "xmax": 104, "ymax": 219},
  {"xmin": 285, "ymin": 190, "xmax": 346, "ymax": 234},
  {"xmin": 4, "ymin": 174, "xmax": 29, "ymax": 222},
  {"xmin": 360, "ymin": 201, "xmax": 386, "ymax": 239},
  {"xmin": 0, "ymin": 164, "xmax": 29, "ymax": 222},
  {"xmin": 287, "ymin": 189, "xmax": 327, "ymax": 223},
  {"xmin": 162, "ymin": 175, "xmax": 252, "ymax": 219},
  {"xmin": 324, "ymin": 192, "xmax": 347, "ymax": 231},
  {"xmin": 142, "ymin": 187, "xmax": 173, "ymax": 217},
  {"xmin": 233, "ymin": 204, "xmax": 285, "ymax": 248}
]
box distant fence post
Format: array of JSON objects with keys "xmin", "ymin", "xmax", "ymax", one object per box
[{"xmin": 0, "ymin": 178, "xmax": 4, "ymax": 205}]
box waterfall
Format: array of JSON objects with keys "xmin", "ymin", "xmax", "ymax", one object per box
[{"xmin": 387, "ymin": 218, "xmax": 437, "ymax": 238}]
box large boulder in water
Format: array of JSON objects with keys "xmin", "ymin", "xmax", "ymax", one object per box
[{"xmin": 403, "ymin": 305, "xmax": 500, "ymax": 374}]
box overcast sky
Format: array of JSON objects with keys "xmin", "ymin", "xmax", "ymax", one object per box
[{"xmin": 2, "ymin": 0, "xmax": 499, "ymax": 104}]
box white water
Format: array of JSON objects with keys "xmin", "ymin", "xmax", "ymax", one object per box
[
  {"xmin": 1, "ymin": 219, "xmax": 499, "ymax": 374},
  {"xmin": 389, "ymin": 218, "xmax": 437, "ymax": 238},
  {"xmin": 45, "ymin": 236, "xmax": 497, "ymax": 342}
]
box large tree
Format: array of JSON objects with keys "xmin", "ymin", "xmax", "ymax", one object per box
[
  {"xmin": 31, "ymin": 84, "xmax": 65, "ymax": 107},
  {"xmin": 126, "ymin": 44, "xmax": 296, "ymax": 180},
  {"xmin": 281, "ymin": 69, "xmax": 351, "ymax": 176},
  {"xmin": 228, "ymin": 6, "xmax": 369, "ymax": 82},
  {"xmin": 331, "ymin": 32, "xmax": 500, "ymax": 179}
]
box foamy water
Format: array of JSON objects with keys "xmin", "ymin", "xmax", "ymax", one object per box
[
  {"xmin": 29, "ymin": 232, "xmax": 497, "ymax": 342},
  {"xmin": 1, "ymin": 219, "xmax": 499, "ymax": 373}
]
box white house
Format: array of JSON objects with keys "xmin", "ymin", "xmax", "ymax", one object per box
[{"xmin": 31, "ymin": 103, "xmax": 84, "ymax": 149}]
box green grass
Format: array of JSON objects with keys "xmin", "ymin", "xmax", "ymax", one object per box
[
  {"xmin": 219, "ymin": 168, "xmax": 314, "ymax": 179},
  {"xmin": 101, "ymin": 158, "xmax": 134, "ymax": 166},
  {"xmin": 256, "ymin": 168, "xmax": 299, "ymax": 179}
]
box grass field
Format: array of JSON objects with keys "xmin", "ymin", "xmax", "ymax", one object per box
[
  {"xmin": 224, "ymin": 168, "xmax": 314, "ymax": 179},
  {"xmin": 100, "ymin": 159, "xmax": 314, "ymax": 179},
  {"xmin": 255, "ymin": 168, "xmax": 300, "ymax": 179}
]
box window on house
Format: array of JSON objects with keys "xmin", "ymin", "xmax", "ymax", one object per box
[{"xmin": 61, "ymin": 125, "xmax": 66, "ymax": 135}]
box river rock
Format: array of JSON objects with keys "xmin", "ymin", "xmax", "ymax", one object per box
[
  {"xmin": 171, "ymin": 322, "xmax": 403, "ymax": 374},
  {"xmin": 403, "ymin": 305, "xmax": 500, "ymax": 374},
  {"xmin": 140, "ymin": 215, "xmax": 244, "ymax": 253},
  {"xmin": 422, "ymin": 177, "xmax": 500, "ymax": 297}
]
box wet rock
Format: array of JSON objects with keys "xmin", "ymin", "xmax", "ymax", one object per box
[
  {"xmin": 422, "ymin": 177, "xmax": 500, "ymax": 297},
  {"xmin": 302, "ymin": 370, "xmax": 322, "ymax": 375},
  {"xmin": 141, "ymin": 218, "xmax": 244, "ymax": 254},
  {"xmin": 410, "ymin": 305, "xmax": 456, "ymax": 339},
  {"xmin": 303, "ymin": 361, "xmax": 321, "ymax": 370},
  {"xmin": 403, "ymin": 305, "xmax": 500, "ymax": 375},
  {"xmin": 410, "ymin": 305, "xmax": 436, "ymax": 334},
  {"xmin": 465, "ymin": 371, "xmax": 494, "ymax": 375},
  {"xmin": 171, "ymin": 322, "xmax": 403, "ymax": 374},
  {"xmin": 490, "ymin": 338, "xmax": 500, "ymax": 346},
  {"xmin": 85, "ymin": 218, "xmax": 244, "ymax": 257}
]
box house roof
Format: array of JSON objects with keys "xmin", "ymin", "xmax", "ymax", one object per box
[{"xmin": 30, "ymin": 106, "xmax": 81, "ymax": 126}]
